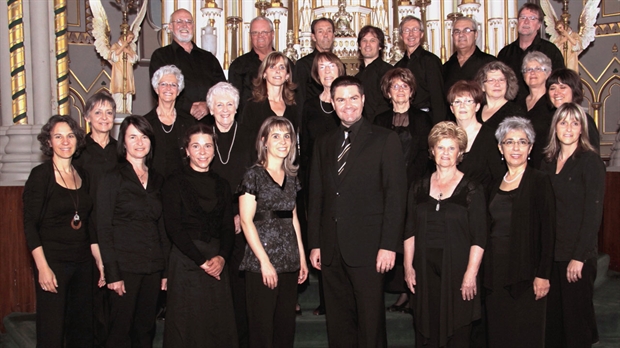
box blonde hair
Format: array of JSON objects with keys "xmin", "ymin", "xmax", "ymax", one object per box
[
  {"xmin": 543, "ymin": 103, "xmax": 596, "ymax": 162},
  {"xmin": 428, "ymin": 121, "xmax": 467, "ymax": 163}
]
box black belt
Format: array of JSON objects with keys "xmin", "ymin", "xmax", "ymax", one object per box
[{"xmin": 253, "ymin": 210, "xmax": 293, "ymax": 221}]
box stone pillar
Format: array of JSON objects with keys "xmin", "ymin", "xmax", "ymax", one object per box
[{"xmin": 30, "ymin": 0, "xmax": 54, "ymax": 124}]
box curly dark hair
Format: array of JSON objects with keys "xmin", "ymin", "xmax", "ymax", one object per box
[{"xmin": 37, "ymin": 115, "xmax": 86, "ymax": 158}]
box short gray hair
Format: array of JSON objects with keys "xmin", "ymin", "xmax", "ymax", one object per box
[
  {"xmin": 454, "ymin": 16, "xmax": 478, "ymax": 31},
  {"xmin": 151, "ymin": 65, "xmax": 185, "ymax": 93},
  {"xmin": 495, "ymin": 116, "xmax": 536, "ymax": 144},
  {"xmin": 206, "ymin": 82, "xmax": 240, "ymax": 110},
  {"xmin": 250, "ymin": 16, "xmax": 274, "ymax": 32},
  {"xmin": 399, "ymin": 16, "xmax": 424, "ymax": 35},
  {"xmin": 521, "ymin": 51, "xmax": 552, "ymax": 75}
]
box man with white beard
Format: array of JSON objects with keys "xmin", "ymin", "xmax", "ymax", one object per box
[{"xmin": 150, "ymin": 9, "xmax": 226, "ymax": 121}]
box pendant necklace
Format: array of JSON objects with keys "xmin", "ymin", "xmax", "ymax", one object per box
[
  {"xmin": 215, "ymin": 122, "xmax": 237, "ymax": 165},
  {"xmin": 503, "ymin": 170, "xmax": 524, "ymax": 183},
  {"xmin": 436, "ymin": 193, "xmax": 443, "ymax": 211},
  {"xmin": 320, "ymin": 100, "xmax": 334, "ymax": 114},
  {"xmin": 53, "ymin": 162, "xmax": 82, "ymax": 230}
]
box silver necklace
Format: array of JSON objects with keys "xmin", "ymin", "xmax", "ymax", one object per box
[
  {"xmin": 503, "ymin": 170, "xmax": 524, "ymax": 183},
  {"xmin": 320, "ymin": 100, "xmax": 334, "ymax": 114},
  {"xmin": 215, "ymin": 122, "xmax": 237, "ymax": 165},
  {"xmin": 158, "ymin": 108, "xmax": 176, "ymax": 134}
]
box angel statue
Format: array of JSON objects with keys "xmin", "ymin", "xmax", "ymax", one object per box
[
  {"xmin": 90, "ymin": 0, "xmax": 149, "ymax": 113},
  {"xmin": 540, "ymin": 0, "xmax": 601, "ymax": 72}
]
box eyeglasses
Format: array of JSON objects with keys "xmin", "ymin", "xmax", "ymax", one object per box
[
  {"xmin": 172, "ymin": 19, "xmax": 193, "ymax": 25},
  {"xmin": 484, "ymin": 78, "xmax": 506, "ymax": 84},
  {"xmin": 451, "ymin": 99, "xmax": 475, "ymax": 107},
  {"xmin": 391, "ymin": 84, "xmax": 410, "ymax": 91},
  {"xmin": 402, "ymin": 27, "xmax": 422, "ymax": 34},
  {"xmin": 250, "ymin": 30, "xmax": 273, "ymax": 37},
  {"xmin": 452, "ymin": 28, "xmax": 476, "ymax": 36},
  {"xmin": 518, "ymin": 16, "xmax": 539, "ymax": 21},
  {"xmin": 522, "ymin": 66, "xmax": 548, "ymax": 74},
  {"xmin": 158, "ymin": 82, "xmax": 178, "ymax": 89},
  {"xmin": 501, "ymin": 139, "xmax": 531, "ymax": 147}
]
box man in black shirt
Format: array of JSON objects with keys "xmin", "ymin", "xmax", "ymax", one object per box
[
  {"xmin": 150, "ymin": 9, "xmax": 226, "ymax": 121},
  {"xmin": 355, "ymin": 25, "xmax": 393, "ymax": 123},
  {"xmin": 293, "ymin": 18, "xmax": 335, "ymax": 123},
  {"xmin": 394, "ymin": 16, "xmax": 446, "ymax": 124},
  {"xmin": 498, "ymin": 3, "xmax": 565, "ymax": 101},
  {"xmin": 228, "ymin": 16, "xmax": 275, "ymax": 117},
  {"xmin": 443, "ymin": 17, "xmax": 496, "ymax": 93}
]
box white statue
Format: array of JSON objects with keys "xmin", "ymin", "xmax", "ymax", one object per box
[
  {"xmin": 540, "ymin": 0, "xmax": 600, "ymax": 72},
  {"xmin": 89, "ymin": 0, "xmax": 149, "ymax": 113},
  {"xmin": 202, "ymin": 26, "xmax": 217, "ymax": 55}
]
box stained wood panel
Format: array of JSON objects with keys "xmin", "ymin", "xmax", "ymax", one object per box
[
  {"xmin": 0, "ymin": 186, "xmax": 35, "ymax": 332},
  {"xmin": 600, "ymin": 171, "xmax": 620, "ymax": 271}
]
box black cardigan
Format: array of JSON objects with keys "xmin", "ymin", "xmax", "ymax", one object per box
[
  {"xmin": 541, "ymin": 150, "xmax": 605, "ymax": 262},
  {"xmin": 484, "ymin": 166, "xmax": 556, "ymax": 298}
]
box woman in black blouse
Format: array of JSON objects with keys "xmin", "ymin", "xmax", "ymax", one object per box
[
  {"xmin": 546, "ymin": 68, "xmax": 600, "ymax": 152},
  {"xmin": 542, "ymin": 103, "xmax": 605, "ymax": 348},
  {"xmin": 404, "ymin": 122, "xmax": 486, "ymax": 348},
  {"xmin": 23, "ymin": 115, "xmax": 104, "ymax": 347},
  {"xmin": 474, "ymin": 61, "xmax": 525, "ymax": 131},
  {"xmin": 300, "ymin": 52, "xmax": 344, "ymax": 316},
  {"xmin": 162, "ymin": 123, "xmax": 238, "ymax": 347},
  {"xmin": 238, "ymin": 117, "xmax": 308, "ymax": 347},
  {"xmin": 448, "ymin": 80, "xmax": 505, "ymax": 191},
  {"xmin": 97, "ymin": 115, "xmax": 170, "ymax": 347},
  {"xmin": 206, "ymin": 81, "xmax": 256, "ymax": 347},
  {"xmin": 144, "ymin": 64, "xmax": 196, "ymax": 177},
  {"xmin": 239, "ymin": 51, "xmax": 298, "ymax": 137},
  {"xmin": 520, "ymin": 51, "xmax": 555, "ymax": 169},
  {"xmin": 374, "ymin": 67, "xmax": 432, "ymax": 313},
  {"xmin": 485, "ymin": 117, "xmax": 556, "ymax": 348}
]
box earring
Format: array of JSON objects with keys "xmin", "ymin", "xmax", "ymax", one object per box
[
  {"xmin": 501, "ymin": 155, "xmax": 504, "ymax": 161},
  {"xmin": 527, "ymin": 156, "xmax": 531, "ymax": 161}
]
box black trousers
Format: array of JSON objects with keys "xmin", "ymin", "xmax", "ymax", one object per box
[
  {"xmin": 245, "ymin": 271, "xmax": 298, "ymax": 348},
  {"xmin": 229, "ymin": 233, "xmax": 249, "ymax": 348},
  {"xmin": 93, "ymin": 263, "xmax": 110, "ymax": 348},
  {"xmin": 106, "ymin": 271, "xmax": 161, "ymax": 348},
  {"xmin": 545, "ymin": 258, "xmax": 598, "ymax": 348},
  {"xmin": 322, "ymin": 243, "xmax": 387, "ymax": 348},
  {"xmin": 35, "ymin": 259, "xmax": 94, "ymax": 348}
]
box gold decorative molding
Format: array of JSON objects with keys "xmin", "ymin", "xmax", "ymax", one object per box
[
  {"xmin": 579, "ymin": 57, "xmax": 620, "ymax": 83},
  {"xmin": 595, "ymin": 22, "xmax": 620, "ymax": 37},
  {"xmin": 7, "ymin": 0, "xmax": 28, "ymax": 124},
  {"xmin": 55, "ymin": 0, "xmax": 70, "ymax": 116}
]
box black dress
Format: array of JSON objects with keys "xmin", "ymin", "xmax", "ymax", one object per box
[
  {"xmin": 240, "ymin": 99, "xmax": 299, "ymax": 141},
  {"xmin": 162, "ymin": 165, "xmax": 238, "ymax": 347},
  {"xmin": 476, "ymin": 100, "xmax": 526, "ymax": 132},
  {"xmin": 458, "ymin": 125, "xmax": 506, "ymax": 194},
  {"xmin": 374, "ymin": 108, "xmax": 433, "ymax": 186},
  {"xmin": 484, "ymin": 167, "xmax": 556, "ymax": 348},
  {"xmin": 143, "ymin": 108, "xmax": 196, "ymax": 178},
  {"xmin": 210, "ymin": 121, "xmax": 256, "ymax": 348},
  {"xmin": 521, "ymin": 97, "xmax": 555, "ymax": 169},
  {"xmin": 23, "ymin": 161, "xmax": 95, "ymax": 347},
  {"xmin": 405, "ymin": 176, "xmax": 487, "ymax": 347}
]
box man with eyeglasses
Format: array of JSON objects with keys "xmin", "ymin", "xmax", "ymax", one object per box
[
  {"xmin": 293, "ymin": 18, "xmax": 336, "ymax": 124},
  {"xmin": 394, "ymin": 16, "xmax": 446, "ymax": 125},
  {"xmin": 355, "ymin": 25, "xmax": 393, "ymax": 123},
  {"xmin": 150, "ymin": 9, "xmax": 226, "ymax": 121},
  {"xmin": 498, "ymin": 3, "xmax": 565, "ymax": 101},
  {"xmin": 443, "ymin": 17, "xmax": 496, "ymax": 97},
  {"xmin": 229, "ymin": 16, "xmax": 285, "ymax": 117}
]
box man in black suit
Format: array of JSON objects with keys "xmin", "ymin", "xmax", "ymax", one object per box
[{"xmin": 308, "ymin": 76, "xmax": 407, "ymax": 347}]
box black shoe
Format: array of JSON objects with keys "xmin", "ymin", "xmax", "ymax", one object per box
[
  {"xmin": 312, "ymin": 305, "xmax": 325, "ymax": 315},
  {"xmin": 387, "ymin": 303, "xmax": 408, "ymax": 313}
]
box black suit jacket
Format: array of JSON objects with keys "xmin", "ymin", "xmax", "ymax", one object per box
[{"xmin": 308, "ymin": 118, "xmax": 407, "ymax": 267}]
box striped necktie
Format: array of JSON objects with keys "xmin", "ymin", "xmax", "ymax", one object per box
[{"xmin": 337, "ymin": 129, "xmax": 351, "ymax": 175}]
